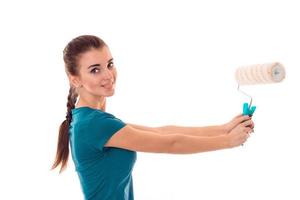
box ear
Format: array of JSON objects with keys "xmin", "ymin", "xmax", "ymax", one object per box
[{"xmin": 68, "ymin": 74, "xmax": 82, "ymax": 88}]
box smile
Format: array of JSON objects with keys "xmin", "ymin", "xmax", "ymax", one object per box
[{"xmin": 101, "ymin": 82, "xmax": 114, "ymax": 89}]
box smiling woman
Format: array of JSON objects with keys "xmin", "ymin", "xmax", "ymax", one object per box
[
  {"xmin": 75, "ymin": 45, "xmax": 117, "ymax": 101},
  {"xmin": 51, "ymin": 35, "xmax": 254, "ymax": 200}
]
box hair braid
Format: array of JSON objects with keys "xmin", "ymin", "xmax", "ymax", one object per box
[
  {"xmin": 51, "ymin": 87, "xmax": 78, "ymax": 173},
  {"xmin": 66, "ymin": 86, "xmax": 78, "ymax": 124}
]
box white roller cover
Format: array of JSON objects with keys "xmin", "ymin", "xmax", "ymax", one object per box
[{"xmin": 235, "ymin": 62, "xmax": 286, "ymax": 85}]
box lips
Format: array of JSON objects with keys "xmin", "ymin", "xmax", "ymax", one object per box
[{"xmin": 101, "ymin": 82, "xmax": 114, "ymax": 88}]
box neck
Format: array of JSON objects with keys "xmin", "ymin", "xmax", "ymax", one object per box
[{"xmin": 76, "ymin": 96, "xmax": 106, "ymax": 111}]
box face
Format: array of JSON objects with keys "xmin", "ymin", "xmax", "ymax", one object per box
[{"xmin": 70, "ymin": 46, "xmax": 117, "ymax": 100}]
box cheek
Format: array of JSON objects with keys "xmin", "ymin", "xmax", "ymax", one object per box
[{"xmin": 83, "ymin": 77, "xmax": 100, "ymax": 88}]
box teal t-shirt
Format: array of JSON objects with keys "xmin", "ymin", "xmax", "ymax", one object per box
[{"xmin": 69, "ymin": 106, "xmax": 137, "ymax": 200}]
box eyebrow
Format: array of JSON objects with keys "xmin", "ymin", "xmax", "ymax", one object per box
[{"xmin": 88, "ymin": 58, "xmax": 114, "ymax": 69}]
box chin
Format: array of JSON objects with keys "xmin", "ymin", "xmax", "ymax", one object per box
[
  {"xmin": 106, "ymin": 93, "xmax": 114, "ymax": 97},
  {"xmin": 104, "ymin": 90, "xmax": 115, "ymax": 97}
]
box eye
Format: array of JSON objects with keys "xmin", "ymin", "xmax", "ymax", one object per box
[
  {"xmin": 108, "ymin": 62, "xmax": 114, "ymax": 69},
  {"xmin": 91, "ymin": 68, "xmax": 100, "ymax": 74}
]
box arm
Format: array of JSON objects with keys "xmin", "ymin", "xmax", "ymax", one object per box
[
  {"xmin": 127, "ymin": 114, "xmax": 253, "ymax": 137},
  {"xmin": 105, "ymin": 124, "xmax": 231, "ymax": 154},
  {"xmin": 127, "ymin": 123, "xmax": 226, "ymax": 137},
  {"xmin": 157, "ymin": 125, "xmax": 226, "ymax": 137},
  {"xmin": 170, "ymin": 134, "xmax": 229, "ymax": 154},
  {"xmin": 105, "ymin": 116, "xmax": 252, "ymax": 154}
]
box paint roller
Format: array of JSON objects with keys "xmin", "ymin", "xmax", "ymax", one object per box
[{"xmin": 235, "ymin": 62, "xmax": 286, "ymax": 116}]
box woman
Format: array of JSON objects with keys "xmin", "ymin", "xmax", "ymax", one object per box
[{"xmin": 51, "ymin": 35, "xmax": 254, "ymax": 200}]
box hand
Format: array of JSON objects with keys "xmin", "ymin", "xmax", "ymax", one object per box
[
  {"xmin": 226, "ymin": 117, "xmax": 254, "ymax": 148},
  {"xmin": 222, "ymin": 114, "xmax": 254, "ymax": 134}
]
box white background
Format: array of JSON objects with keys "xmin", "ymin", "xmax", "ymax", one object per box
[{"xmin": 0, "ymin": 0, "xmax": 299, "ymax": 199}]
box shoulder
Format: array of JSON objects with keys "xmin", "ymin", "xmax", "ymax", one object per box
[{"xmin": 88, "ymin": 110, "xmax": 126, "ymax": 132}]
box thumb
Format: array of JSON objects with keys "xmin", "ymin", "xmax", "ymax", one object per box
[{"xmin": 232, "ymin": 115, "xmax": 250, "ymax": 128}]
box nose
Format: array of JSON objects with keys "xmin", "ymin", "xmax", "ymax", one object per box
[{"xmin": 102, "ymin": 68, "xmax": 114, "ymax": 81}]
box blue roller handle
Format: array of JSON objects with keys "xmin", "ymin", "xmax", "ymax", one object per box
[{"xmin": 243, "ymin": 103, "xmax": 256, "ymax": 117}]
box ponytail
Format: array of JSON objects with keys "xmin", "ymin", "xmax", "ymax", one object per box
[{"xmin": 51, "ymin": 87, "xmax": 78, "ymax": 173}]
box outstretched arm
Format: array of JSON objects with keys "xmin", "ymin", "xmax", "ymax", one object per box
[
  {"xmin": 105, "ymin": 116, "xmax": 253, "ymax": 154},
  {"xmin": 105, "ymin": 124, "xmax": 229, "ymax": 154},
  {"xmin": 127, "ymin": 123, "xmax": 225, "ymax": 137},
  {"xmin": 127, "ymin": 114, "xmax": 253, "ymax": 137}
]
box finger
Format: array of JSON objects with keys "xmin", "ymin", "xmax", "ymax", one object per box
[
  {"xmin": 242, "ymin": 119, "xmax": 253, "ymax": 127},
  {"xmin": 248, "ymin": 122, "xmax": 254, "ymax": 129},
  {"xmin": 233, "ymin": 113, "xmax": 243, "ymax": 119},
  {"xmin": 234, "ymin": 115, "xmax": 251, "ymax": 126},
  {"xmin": 244, "ymin": 127, "xmax": 252, "ymax": 133},
  {"xmin": 228, "ymin": 115, "xmax": 251, "ymax": 133},
  {"xmin": 246, "ymin": 120, "xmax": 254, "ymax": 129},
  {"xmin": 241, "ymin": 133, "xmax": 249, "ymax": 145}
]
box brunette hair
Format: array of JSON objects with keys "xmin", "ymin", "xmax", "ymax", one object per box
[{"xmin": 51, "ymin": 35, "xmax": 107, "ymax": 173}]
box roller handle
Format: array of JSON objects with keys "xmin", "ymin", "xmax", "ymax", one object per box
[{"xmin": 243, "ymin": 102, "xmax": 256, "ymax": 117}]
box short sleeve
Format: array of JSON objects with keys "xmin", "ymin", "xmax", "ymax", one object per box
[{"xmin": 88, "ymin": 114, "xmax": 126, "ymax": 151}]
